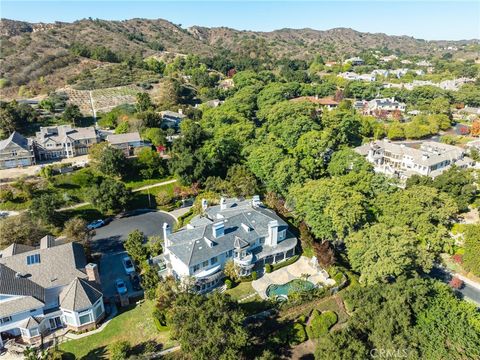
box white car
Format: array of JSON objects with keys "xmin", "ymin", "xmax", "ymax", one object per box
[
  {"xmin": 122, "ymin": 256, "xmax": 135, "ymax": 275},
  {"xmin": 115, "ymin": 278, "xmax": 128, "ymax": 295},
  {"xmin": 87, "ymin": 219, "xmax": 105, "ymax": 230}
]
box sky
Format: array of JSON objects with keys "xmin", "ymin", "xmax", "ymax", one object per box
[{"xmin": 1, "ymin": 1, "xmax": 479, "ymax": 41}]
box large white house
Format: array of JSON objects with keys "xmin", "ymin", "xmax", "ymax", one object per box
[
  {"xmin": 355, "ymin": 139, "xmax": 475, "ymax": 180},
  {"xmin": 154, "ymin": 196, "xmax": 298, "ymax": 293},
  {"xmin": 0, "ymin": 237, "xmax": 105, "ymax": 348}
]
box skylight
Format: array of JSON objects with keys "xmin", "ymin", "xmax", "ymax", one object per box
[{"xmin": 26, "ymin": 254, "xmax": 40, "ymax": 265}]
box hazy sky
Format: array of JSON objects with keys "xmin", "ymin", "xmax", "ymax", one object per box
[{"xmin": 1, "ymin": 1, "xmax": 479, "ymax": 41}]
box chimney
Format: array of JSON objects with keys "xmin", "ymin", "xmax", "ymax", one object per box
[
  {"xmin": 201, "ymin": 198, "xmax": 208, "ymax": 211},
  {"xmin": 266, "ymin": 220, "xmax": 279, "ymax": 247},
  {"xmin": 178, "ymin": 108, "xmax": 183, "ymax": 115},
  {"xmin": 252, "ymin": 195, "xmax": 261, "ymax": 207},
  {"xmin": 220, "ymin": 197, "xmax": 226, "ymax": 210},
  {"xmin": 85, "ymin": 263, "xmax": 100, "ymax": 284},
  {"xmin": 212, "ymin": 222, "xmax": 225, "ymax": 238},
  {"xmin": 163, "ymin": 223, "xmax": 171, "ymax": 247}
]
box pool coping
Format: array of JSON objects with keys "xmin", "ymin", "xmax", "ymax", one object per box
[{"xmin": 252, "ymin": 256, "xmax": 336, "ymax": 299}]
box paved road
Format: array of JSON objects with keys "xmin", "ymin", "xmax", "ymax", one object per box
[
  {"xmin": 91, "ymin": 210, "xmax": 176, "ymax": 254},
  {"xmin": 429, "ymin": 267, "xmax": 480, "ymax": 306}
]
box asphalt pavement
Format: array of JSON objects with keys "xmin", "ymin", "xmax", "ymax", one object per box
[
  {"xmin": 429, "ymin": 266, "xmax": 480, "ymax": 306},
  {"xmin": 91, "ymin": 209, "xmax": 176, "ymax": 254}
]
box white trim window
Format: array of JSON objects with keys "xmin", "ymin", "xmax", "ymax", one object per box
[{"xmin": 78, "ymin": 311, "xmax": 93, "ymax": 325}]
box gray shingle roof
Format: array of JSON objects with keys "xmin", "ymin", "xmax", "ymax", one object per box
[
  {"xmin": 0, "ymin": 242, "xmax": 87, "ymax": 288},
  {"xmin": 0, "ymin": 131, "xmax": 30, "ymax": 151},
  {"xmin": 59, "ymin": 278, "xmax": 102, "ymax": 311},
  {"xmin": 0, "ymin": 263, "xmax": 45, "ymax": 301},
  {"xmin": 0, "ymin": 243, "xmax": 36, "ymax": 257},
  {"xmin": 0, "ymin": 263, "xmax": 45, "ymax": 317},
  {"xmin": 167, "ymin": 200, "xmax": 288, "ymax": 266},
  {"xmin": 106, "ymin": 132, "xmax": 141, "ymax": 145}
]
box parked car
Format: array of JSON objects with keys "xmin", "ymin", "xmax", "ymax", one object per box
[
  {"xmin": 130, "ymin": 273, "xmax": 142, "ymax": 291},
  {"xmin": 122, "ymin": 256, "xmax": 135, "ymax": 275},
  {"xmin": 87, "ymin": 219, "xmax": 105, "ymax": 230},
  {"xmin": 115, "ymin": 278, "xmax": 128, "ymax": 295}
]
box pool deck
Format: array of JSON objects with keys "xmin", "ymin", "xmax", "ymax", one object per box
[{"xmin": 252, "ymin": 256, "xmax": 336, "ymax": 299}]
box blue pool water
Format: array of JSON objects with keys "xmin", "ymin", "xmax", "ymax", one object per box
[{"xmin": 266, "ymin": 279, "xmax": 315, "ymax": 298}]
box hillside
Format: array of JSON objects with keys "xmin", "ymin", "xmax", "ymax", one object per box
[{"xmin": 0, "ymin": 17, "xmax": 477, "ymax": 99}]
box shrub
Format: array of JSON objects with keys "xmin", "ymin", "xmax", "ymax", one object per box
[
  {"xmin": 306, "ymin": 310, "xmax": 338, "ymax": 339},
  {"xmin": 251, "ymin": 271, "xmax": 258, "ymax": 280},
  {"xmin": 155, "ymin": 191, "xmax": 173, "ymax": 206},
  {"xmin": 0, "ymin": 188, "xmax": 14, "ymax": 203},
  {"xmin": 452, "ymin": 254, "xmax": 463, "ymax": 264},
  {"xmin": 291, "ymin": 323, "xmax": 307, "ymax": 345},
  {"xmin": 225, "ymin": 279, "xmax": 233, "ymax": 289},
  {"xmin": 449, "ymin": 277, "xmax": 464, "ymax": 289},
  {"xmin": 152, "ymin": 308, "xmax": 168, "ymax": 331},
  {"xmin": 108, "ymin": 340, "xmax": 131, "ymax": 360},
  {"xmin": 265, "ymin": 264, "xmax": 272, "ymax": 273}
]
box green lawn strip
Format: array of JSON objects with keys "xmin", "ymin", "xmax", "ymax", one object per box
[
  {"xmin": 225, "ymin": 282, "xmax": 256, "ymax": 301},
  {"xmin": 60, "ymin": 204, "xmax": 106, "ymax": 223},
  {"xmin": 124, "ymin": 176, "xmax": 173, "ymax": 190},
  {"xmin": 279, "ymin": 293, "xmax": 349, "ymax": 324},
  {"xmin": 128, "ymin": 182, "xmax": 176, "ymax": 210},
  {"xmin": 59, "ymin": 300, "xmax": 176, "ymax": 360},
  {"xmin": 0, "ymin": 199, "xmax": 31, "ymax": 211}
]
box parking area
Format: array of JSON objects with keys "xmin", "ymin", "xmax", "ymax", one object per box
[
  {"xmin": 91, "ymin": 209, "xmax": 176, "ymax": 298},
  {"xmin": 99, "ymin": 251, "xmax": 141, "ymax": 298},
  {"xmin": 91, "ymin": 209, "xmax": 176, "ymax": 254}
]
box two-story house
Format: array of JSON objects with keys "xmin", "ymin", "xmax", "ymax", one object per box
[
  {"xmin": 0, "ymin": 132, "xmax": 36, "ymax": 170},
  {"xmin": 106, "ymin": 132, "xmax": 149, "ymax": 156},
  {"xmin": 159, "ymin": 110, "xmax": 186, "ymax": 128},
  {"xmin": 0, "ymin": 237, "xmax": 105, "ymax": 348},
  {"xmin": 355, "ymin": 139, "xmax": 475, "ymax": 180},
  {"xmin": 33, "ymin": 125, "xmax": 99, "ymax": 160},
  {"xmin": 155, "ymin": 196, "xmax": 298, "ymax": 293}
]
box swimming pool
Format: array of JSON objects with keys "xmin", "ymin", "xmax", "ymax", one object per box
[{"xmin": 266, "ymin": 279, "xmax": 316, "ymax": 298}]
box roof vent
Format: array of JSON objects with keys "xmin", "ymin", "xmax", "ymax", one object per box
[{"xmin": 241, "ymin": 223, "xmax": 251, "ymax": 233}]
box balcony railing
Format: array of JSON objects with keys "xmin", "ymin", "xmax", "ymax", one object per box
[{"xmin": 234, "ymin": 253, "xmax": 253, "ymax": 267}]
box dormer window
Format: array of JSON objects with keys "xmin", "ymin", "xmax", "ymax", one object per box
[{"xmin": 26, "ymin": 254, "xmax": 40, "ymax": 265}]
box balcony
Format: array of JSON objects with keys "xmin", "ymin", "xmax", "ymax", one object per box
[{"xmin": 234, "ymin": 253, "xmax": 253, "ymax": 267}]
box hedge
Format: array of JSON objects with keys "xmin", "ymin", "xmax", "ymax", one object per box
[{"xmin": 306, "ymin": 310, "xmax": 338, "ymax": 339}]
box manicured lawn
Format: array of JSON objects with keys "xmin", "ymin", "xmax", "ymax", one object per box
[
  {"xmin": 60, "ymin": 204, "xmax": 106, "ymax": 223},
  {"xmin": 60, "ymin": 300, "xmax": 176, "ymax": 360},
  {"xmin": 128, "ymin": 182, "xmax": 177, "ymax": 210},
  {"xmin": 226, "ymin": 282, "xmax": 256, "ymax": 301}
]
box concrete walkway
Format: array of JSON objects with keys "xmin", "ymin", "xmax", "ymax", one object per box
[{"xmin": 252, "ymin": 256, "xmax": 335, "ymax": 299}]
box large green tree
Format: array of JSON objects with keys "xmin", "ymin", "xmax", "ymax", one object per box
[{"xmin": 170, "ymin": 292, "xmax": 249, "ymax": 360}]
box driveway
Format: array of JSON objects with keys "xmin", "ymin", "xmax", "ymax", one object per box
[
  {"xmin": 91, "ymin": 210, "xmax": 176, "ymax": 254},
  {"xmin": 430, "ymin": 266, "xmax": 480, "ymax": 306},
  {"xmin": 98, "ymin": 251, "xmax": 140, "ymax": 298}
]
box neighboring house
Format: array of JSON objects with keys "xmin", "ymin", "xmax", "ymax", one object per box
[
  {"xmin": 355, "ymin": 139, "xmax": 475, "ymax": 180},
  {"xmin": 290, "ymin": 96, "xmax": 339, "ymax": 110},
  {"xmin": 33, "ymin": 125, "xmax": 99, "ymax": 161},
  {"xmin": 338, "ymin": 72, "xmax": 375, "ymax": 82},
  {"xmin": 106, "ymin": 132, "xmax": 148, "ymax": 156},
  {"xmin": 0, "ymin": 132, "xmax": 36, "ymax": 170},
  {"xmin": 0, "ymin": 238, "xmax": 105, "ymax": 347},
  {"xmin": 454, "ymin": 106, "xmax": 480, "ymax": 122},
  {"xmin": 344, "ymin": 57, "xmax": 364, "ymax": 66},
  {"xmin": 154, "ymin": 196, "xmax": 298, "ymax": 293},
  {"xmin": 364, "ymin": 98, "xmax": 406, "ymax": 116},
  {"xmin": 160, "ymin": 110, "xmax": 187, "ymax": 128}
]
